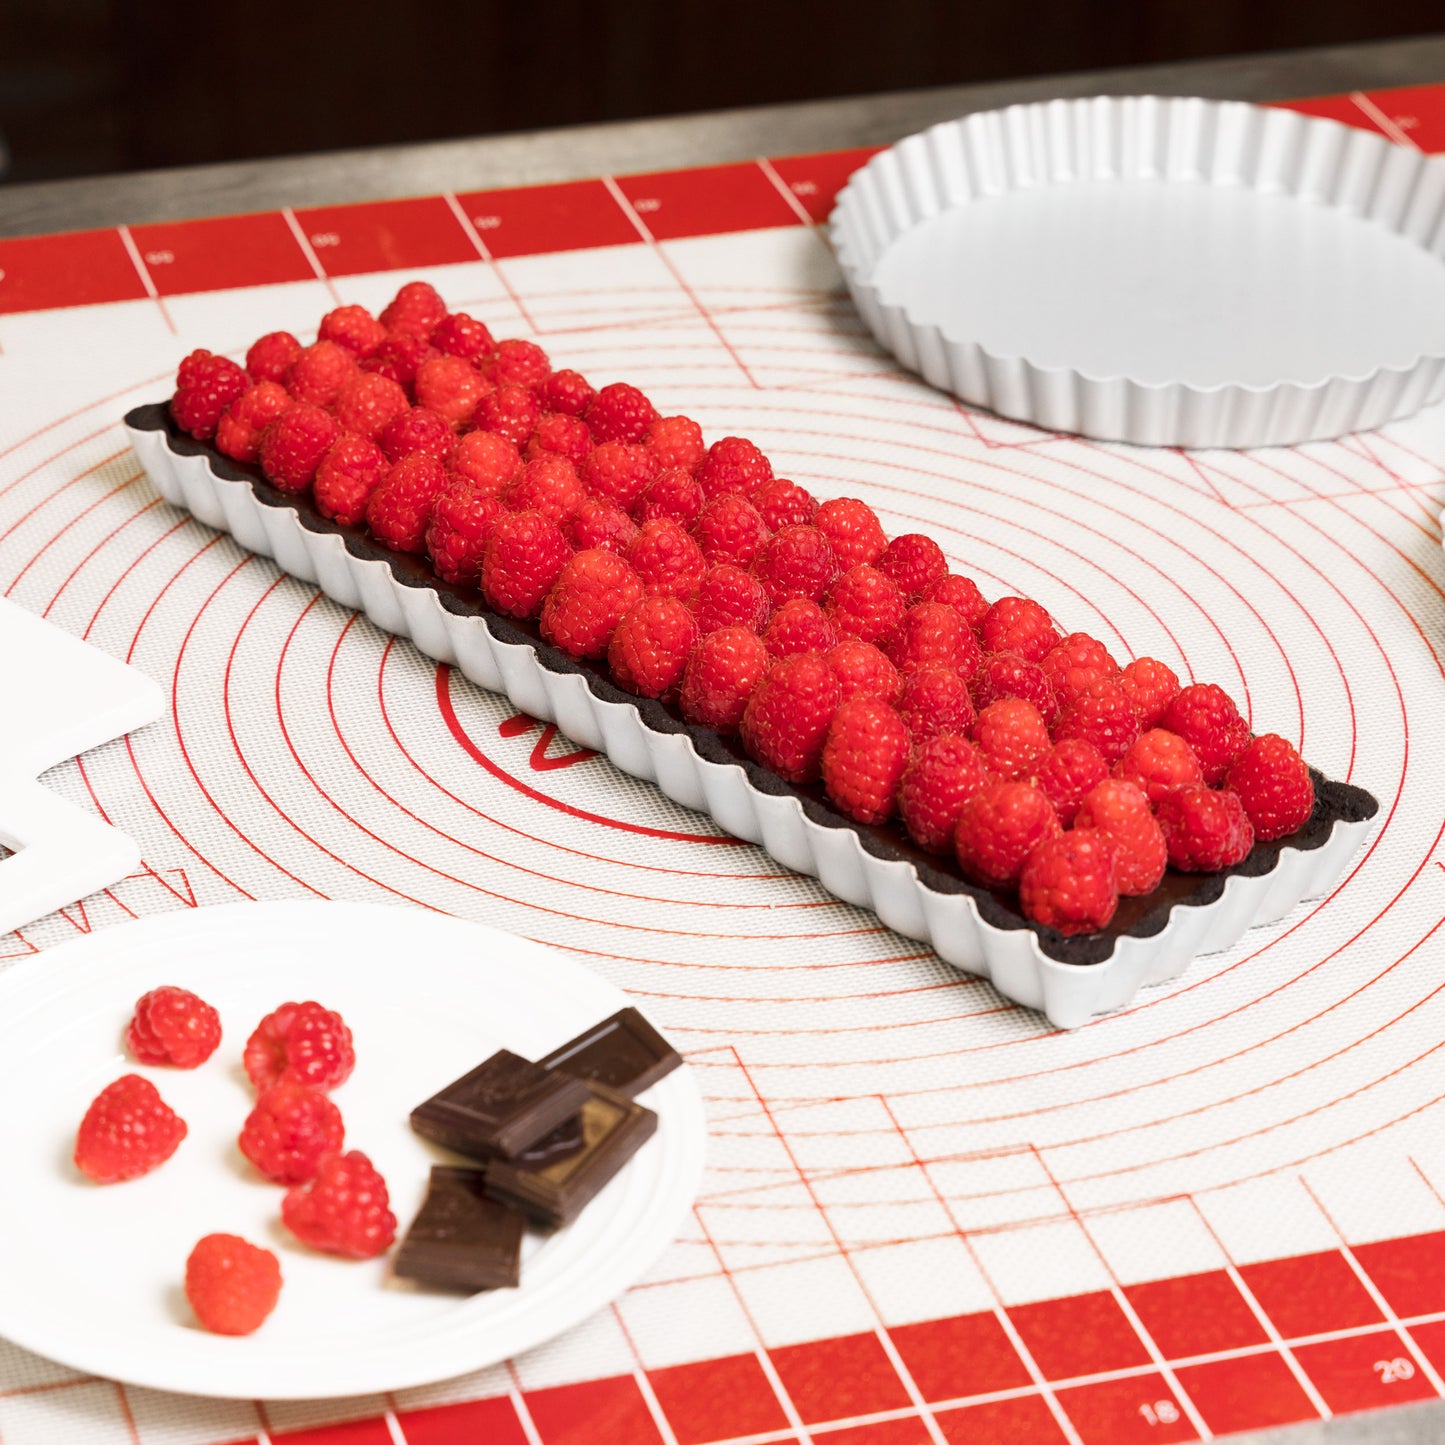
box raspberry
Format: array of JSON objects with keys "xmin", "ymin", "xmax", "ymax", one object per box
[
  {"xmin": 245, "ymin": 331, "xmax": 302, "ymax": 384},
  {"xmin": 955, "ymin": 780, "xmax": 1062, "ymax": 888},
  {"xmin": 1042, "ymin": 633, "xmax": 1120, "ymax": 710},
  {"xmin": 431, "ymin": 312, "xmax": 495, "ymax": 362},
  {"xmin": 239, "ymin": 1082, "xmax": 345, "ymax": 1185},
  {"xmin": 284, "ymin": 341, "xmax": 357, "ymax": 409},
  {"xmin": 898, "ymin": 733, "xmax": 991, "ymax": 853},
  {"xmin": 541, "ymin": 368, "xmax": 596, "ymax": 416},
  {"xmin": 415, "ymin": 355, "xmax": 484, "ymax": 427},
  {"xmin": 362, "ymin": 330, "xmax": 433, "ymax": 393},
  {"xmin": 281, "ymin": 1150, "xmax": 397, "ymax": 1259},
  {"xmin": 74, "ymin": 1074, "xmax": 187, "ymax": 1183},
  {"xmin": 898, "ymin": 667, "xmax": 975, "ymax": 743},
  {"xmin": 827, "ymin": 639, "xmax": 903, "ymax": 705},
  {"xmin": 627, "ymin": 517, "xmax": 707, "ymax": 599},
  {"xmin": 318, "ymin": 304, "xmax": 386, "ymax": 360},
  {"xmin": 244, "ymin": 1001, "xmax": 356, "ymax": 1093},
  {"xmin": 814, "ymin": 498, "xmax": 887, "ymax": 570},
  {"xmin": 608, "ymin": 596, "xmax": 699, "ymax": 699},
  {"xmin": 314, "ymin": 433, "xmax": 388, "ymax": 527},
  {"xmin": 585, "ymin": 382, "xmax": 660, "ymax": 444},
  {"xmin": 259, "ymin": 403, "xmax": 340, "ymax": 492},
  {"xmin": 922, "ymin": 573, "xmax": 989, "ymax": 631},
  {"xmin": 693, "ymin": 563, "xmax": 770, "ymax": 635},
  {"xmin": 1115, "ymin": 728, "xmax": 1204, "ymax": 806},
  {"xmin": 1075, "ymin": 779, "xmax": 1167, "ymax": 896},
  {"xmin": 740, "ymin": 652, "xmax": 841, "ymax": 783},
  {"xmin": 1053, "ymin": 678, "xmax": 1140, "ymax": 766},
  {"xmin": 565, "ymin": 496, "xmax": 638, "ymax": 555},
  {"xmin": 1019, "ymin": 830, "xmax": 1120, "ymax": 935},
  {"xmin": 171, "ymin": 350, "xmax": 249, "ymax": 439},
  {"xmin": 638, "ymin": 468, "xmax": 705, "ymax": 527},
  {"xmin": 367, "ymin": 454, "xmax": 448, "ymax": 553},
  {"xmin": 526, "ymin": 412, "xmax": 593, "ymax": 468},
  {"xmin": 1156, "ymin": 784, "xmax": 1254, "ymax": 872},
  {"xmin": 504, "ymin": 455, "xmax": 585, "ymax": 524},
  {"xmin": 483, "ymin": 509, "xmax": 573, "ymax": 618},
  {"xmin": 1225, "ymin": 734, "xmax": 1315, "ymax": 841},
  {"xmin": 1163, "ymin": 684, "xmax": 1251, "ymax": 786},
  {"xmin": 476, "ymin": 383, "xmax": 542, "ymax": 448},
  {"xmin": 878, "ymin": 533, "xmax": 947, "ymax": 602},
  {"xmin": 185, "ymin": 1234, "xmax": 282, "ymax": 1336},
  {"xmin": 681, "ymin": 626, "xmax": 769, "ymax": 732},
  {"xmin": 482, "ymin": 338, "xmax": 550, "ymax": 390},
  {"xmin": 126, "ymin": 986, "xmax": 221, "ymax": 1069},
  {"xmin": 645, "ymin": 415, "xmax": 706, "ymax": 473},
  {"xmin": 753, "ymin": 525, "xmax": 840, "ymax": 607},
  {"xmin": 694, "ymin": 494, "xmax": 770, "ymax": 568},
  {"xmin": 582, "ymin": 441, "xmax": 657, "ymax": 512},
  {"xmin": 449, "ymin": 429, "xmax": 521, "ymax": 495},
  {"xmin": 981, "ymin": 597, "xmax": 1060, "ymax": 664},
  {"xmin": 764, "ymin": 598, "xmax": 837, "ymax": 658},
  {"xmin": 380, "ymin": 406, "xmax": 453, "ymax": 464},
  {"xmin": 215, "ymin": 380, "xmax": 290, "ymax": 464},
  {"xmin": 427, "ymin": 479, "xmax": 504, "ymax": 585},
  {"xmin": 821, "ymin": 696, "xmax": 910, "ymax": 824},
  {"xmin": 1034, "ymin": 738, "xmax": 1109, "ymax": 826},
  {"xmin": 972, "ymin": 651, "xmax": 1058, "ymax": 725},
  {"xmin": 751, "ymin": 478, "xmax": 817, "ymax": 531},
  {"xmin": 972, "ymin": 697, "xmax": 1052, "ymax": 780},
  {"xmin": 540, "ymin": 549, "xmax": 645, "ymax": 658},
  {"xmin": 885, "ymin": 602, "xmax": 983, "ymax": 680},
  {"xmin": 334, "ymin": 372, "xmax": 410, "ymax": 442},
  {"xmin": 825, "ymin": 564, "xmax": 905, "ymax": 646},
  {"xmin": 379, "ymin": 280, "xmax": 447, "ymax": 339},
  {"xmin": 698, "ymin": 436, "xmax": 773, "ymax": 500},
  {"xmin": 1120, "ymin": 656, "xmax": 1181, "ymax": 729}
]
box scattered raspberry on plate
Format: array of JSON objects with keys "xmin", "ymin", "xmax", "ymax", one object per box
[
  {"xmin": 126, "ymin": 985, "xmax": 222, "ymax": 1068},
  {"xmin": 239, "ymin": 1082, "xmax": 346, "ymax": 1185},
  {"xmin": 244, "ymin": 1001, "xmax": 355, "ymax": 1094},
  {"xmin": 282, "ymin": 1150, "xmax": 397, "ymax": 1259},
  {"xmin": 185, "ymin": 1233, "xmax": 283, "ymax": 1336},
  {"xmin": 75, "ymin": 1074, "xmax": 187, "ymax": 1183}
]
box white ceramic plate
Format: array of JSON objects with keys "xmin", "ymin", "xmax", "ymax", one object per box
[{"xmin": 0, "ymin": 901, "xmax": 705, "ymax": 1399}]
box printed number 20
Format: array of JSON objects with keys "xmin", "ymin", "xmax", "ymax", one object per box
[{"xmin": 1375, "ymin": 1357, "xmax": 1416, "ymax": 1383}]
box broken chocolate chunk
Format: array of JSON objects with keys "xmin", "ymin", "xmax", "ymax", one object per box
[
  {"xmin": 538, "ymin": 1007, "xmax": 681, "ymax": 1098},
  {"xmin": 394, "ymin": 1166, "xmax": 525, "ymax": 1292}
]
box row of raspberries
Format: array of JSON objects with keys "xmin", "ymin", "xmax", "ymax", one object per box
[{"xmin": 171, "ymin": 281, "xmax": 1316, "ymax": 936}]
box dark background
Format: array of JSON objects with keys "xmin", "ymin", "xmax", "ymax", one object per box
[{"xmin": 2, "ymin": 0, "xmax": 1440, "ymax": 185}]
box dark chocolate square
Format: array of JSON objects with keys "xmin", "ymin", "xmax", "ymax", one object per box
[
  {"xmin": 394, "ymin": 1166, "xmax": 525, "ymax": 1292},
  {"xmin": 538, "ymin": 1007, "xmax": 682, "ymax": 1098}
]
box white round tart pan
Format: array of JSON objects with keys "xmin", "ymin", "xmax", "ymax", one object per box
[{"xmin": 831, "ymin": 95, "xmax": 1445, "ymax": 448}]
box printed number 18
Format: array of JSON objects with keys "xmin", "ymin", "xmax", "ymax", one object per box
[{"xmin": 1138, "ymin": 1400, "xmax": 1181, "ymax": 1425}]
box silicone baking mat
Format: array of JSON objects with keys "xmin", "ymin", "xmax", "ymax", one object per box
[{"xmin": 3, "ymin": 83, "xmax": 1445, "ymax": 1445}]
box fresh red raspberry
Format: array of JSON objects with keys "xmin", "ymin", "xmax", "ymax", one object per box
[
  {"xmin": 1042, "ymin": 633, "xmax": 1120, "ymax": 710},
  {"xmin": 171, "ymin": 350, "xmax": 249, "ymax": 439},
  {"xmin": 1019, "ymin": 830, "xmax": 1120, "ymax": 935},
  {"xmin": 283, "ymin": 341, "xmax": 357, "ymax": 409},
  {"xmin": 814, "ymin": 498, "xmax": 887, "ymax": 570},
  {"xmin": 282, "ymin": 1150, "xmax": 397, "ymax": 1259},
  {"xmin": 541, "ymin": 368, "xmax": 596, "ymax": 416},
  {"xmin": 415, "ymin": 355, "xmax": 485, "ymax": 427},
  {"xmin": 955, "ymin": 780, "xmax": 1061, "ymax": 888},
  {"xmin": 540, "ymin": 549, "xmax": 645, "ymax": 658},
  {"xmin": 626, "ymin": 517, "xmax": 707, "ymax": 598},
  {"xmin": 318, "ymin": 304, "xmax": 386, "ymax": 360},
  {"xmin": 239, "ymin": 1082, "xmax": 345, "ymax": 1185},
  {"xmin": 1076, "ymin": 779, "xmax": 1167, "ymax": 895},
  {"xmin": 244, "ymin": 1001, "xmax": 356, "ymax": 1093},
  {"xmin": 504, "ymin": 455, "xmax": 585, "ymax": 524},
  {"xmin": 751, "ymin": 478, "xmax": 817, "ymax": 531},
  {"xmin": 693, "ymin": 494, "xmax": 770, "ymax": 568},
  {"xmin": 821, "ymin": 696, "xmax": 910, "ymax": 824},
  {"xmin": 1225, "ymin": 734, "xmax": 1315, "ymax": 840},
  {"xmin": 972, "ymin": 651, "xmax": 1059, "ymax": 726},
  {"xmin": 898, "ymin": 667, "xmax": 975, "ymax": 743},
  {"xmin": 74, "ymin": 1074, "xmax": 187, "ymax": 1183},
  {"xmin": 697, "ymin": 436, "xmax": 773, "ymax": 500},
  {"xmin": 245, "ymin": 331, "xmax": 302, "ymax": 384},
  {"xmin": 897, "ymin": 733, "xmax": 991, "ymax": 853},
  {"xmin": 1054, "ymin": 677, "xmax": 1141, "ymax": 765},
  {"xmin": 681, "ymin": 626, "xmax": 769, "ymax": 731},
  {"xmin": 638, "ymin": 468, "xmax": 705, "ymax": 527},
  {"xmin": 878, "ymin": 533, "xmax": 947, "ymax": 602},
  {"xmin": 972, "ymin": 697, "xmax": 1052, "ymax": 780},
  {"xmin": 475, "ymin": 383, "xmax": 542, "ymax": 448},
  {"xmin": 753, "ymin": 525, "xmax": 840, "ymax": 607},
  {"xmin": 482, "ymin": 338, "xmax": 551, "ymax": 389},
  {"xmin": 333, "ymin": 372, "xmax": 410, "ymax": 442},
  {"xmin": 584, "ymin": 382, "xmax": 659, "ymax": 444},
  {"xmin": 764, "ymin": 598, "xmax": 837, "ymax": 658},
  {"xmin": 922, "ymin": 573, "xmax": 989, "ymax": 631},
  {"xmin": 526, "ymin": 412, "xmax": 594, "ymax": 468},
  {"xmin": 826, "ymin": 564, "xmax": 906, "ymax": 646},
  {"xmin": 1163, "ymin": 683, "xmax": 1251, "ymax": 786},
  {"xmin": 826, "ymin": 640, "xmax": 902, "ymax": 706},
  {"xmin": 431, "ymin": 312, "xmax": 495, "ymax": 362},
  {"xmin": 885, "ymin": 602, "xmax": 983, "ymax": 680},
  {"xmin": 380, "ymin": 406, "xmax": 453, "ymax": 464},
  {"xmin": 379, "ymin": 280, "xmax": 447, "ymax": 339},
  {"xmin": 582, "ymin": 441, "xmax": 657, "ymax": 512},
  {"xmin": 126, "ymin": 986, "xmax": 221, "ymax": 1068},
  {"xmin": 427, "ymin": 479, "xmax": 504, "ymax": 585},
  {"xmin": 259, "ymin": 403, "xmax": 340, "ymax": 492},
  {"xmin": 1114, "ymin": 728, "xmax": 1205, "ymax": 806},
  {"xmin": 215, "ymin": 380, "xmax": 290, "ymax": 464},
  {"xmin": 1120, "ymin": 656, "xmax": 1181, "ymax": 729},
  {"xmin": 608, "ymin": 596, "xmax": 700, "ymax": 699},
  {"xmin": 740, "ymin": 652, "xmax": 841, "ymax": 783},
  {"xmin": 483, "ymin": 509, "xmax": 573, "ymax": 617},
  {"xmin": 981, "ymin": 597, "xmax": 1060, "ymax": 663},
  {"xmin": 565, "ymin": 496, "xmax": 638, "ymax": 555},
  {"xmin": 1034, "ymin": 738, "xmax": 1109, "ymax": 826},
  {"xmin": 361, "ymin": 330, "xmax": 433, "ymax": 394},
  {"xmin": 313, "ymin": 433, "xmax": 387, "ymax": 527},
  {"xmin": 449, "ymin": 429, "xmax": 521, "ymax": 495},
  {"xmin": 645, "ymin": 415, "xmax": 706, "ymax": 473},
  {"xmin": 1156, "ymin": 783, "xmax": 1255, "ymax": 871},
  {"xmin": 185, "ymin": 1234, "xmax": 282, "ymax": 1336},
  {"xmin": 367, "ymin": 454, "xmax": 448, "ymax": 553},
  {"xmin": 693, "ymin": 563, "xmax": 770, "ymax": 635}
]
